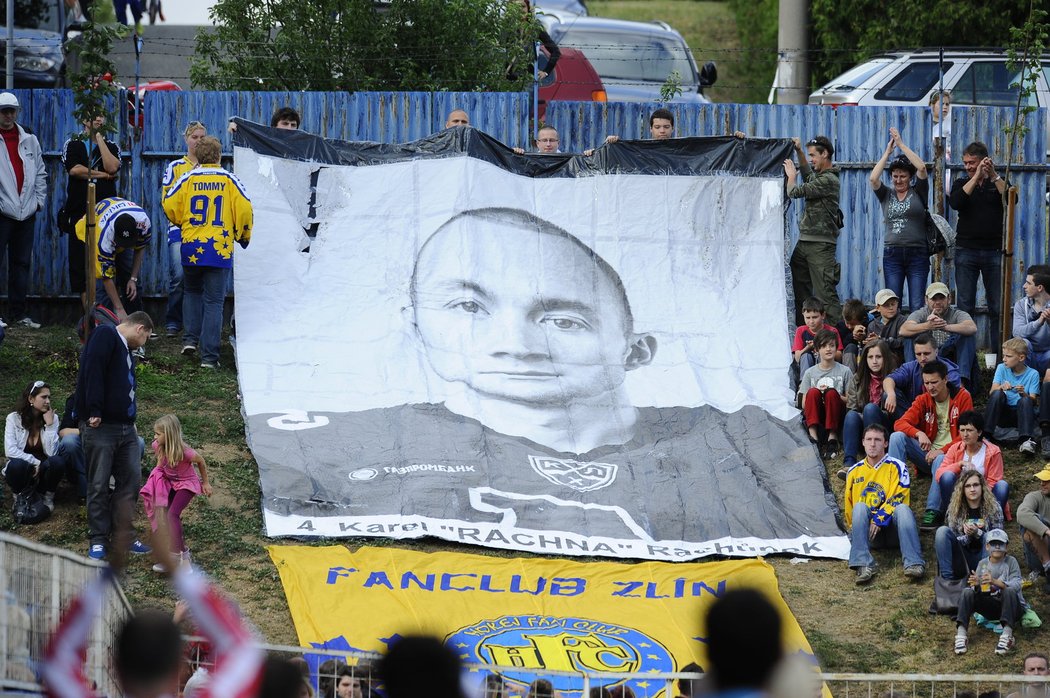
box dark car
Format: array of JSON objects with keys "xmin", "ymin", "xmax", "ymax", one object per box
[
  {"xmin": 0, "ymin": 0, "xmax": 68, "ymax": 88},
  {"xmin": 537, "ymin": 46, "xmax": 606, "ymax": 119}
]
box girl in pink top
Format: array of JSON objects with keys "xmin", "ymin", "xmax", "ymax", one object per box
[{"xmin": 140, "ymin": 414, "xmax": 211, "ymax": 569}]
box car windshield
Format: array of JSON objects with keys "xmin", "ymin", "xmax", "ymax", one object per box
[
  {"xmin": 0, "ymin": 0, "xmax": 62, "ymax": 32},
  {"xmin": 819, "ymin": 59, "xmax": 890, "ymax": 91},
  {"xmin": 553, "ymin": 28, "xmax": 696, "ymax": 85}
]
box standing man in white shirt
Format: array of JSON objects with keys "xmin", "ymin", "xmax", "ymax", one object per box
[{"xmin": 0, "ymin": 92, "xmax": 47, "ymax": 329}]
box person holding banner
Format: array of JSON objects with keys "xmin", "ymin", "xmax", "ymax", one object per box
[
  {"xmin": 784, "ymin": 135, "xmax": 842, "ymax": 326},
  {"xmin": 163, "ymin": 136, "xmax": 253, "ymax": 370}
]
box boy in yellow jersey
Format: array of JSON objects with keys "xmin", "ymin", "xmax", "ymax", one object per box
[
  {"xmin": 162, "ymin": 136, "xmax": 252, "ymax": 369},
  {"xmin": 160, "ymin": 121, "xmax": 206, "ymax": 337},
  {"xmin": 844, "ymin": 423, "xmax": 925, "ymax": 584}
]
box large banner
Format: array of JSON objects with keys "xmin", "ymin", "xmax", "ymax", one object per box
[
  {"xmin": 268, "ymin": 545, "xmax": 820, "ymax": 697},
  {"xmin": 233, "ymin": 122, "xmax": 848, "ymax": 560}
]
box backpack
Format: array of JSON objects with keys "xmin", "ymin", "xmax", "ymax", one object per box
[
  {"xmin": 76, "ymin": 304, "xmax": 119, "ymax": 345},
  {"xmin": 13, "ymin": 488, "xmax": 50, "ymax": 525}
]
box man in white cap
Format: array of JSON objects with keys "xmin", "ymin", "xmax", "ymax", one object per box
[
  {"xmin": 900, "ymin": 281, "xmax": 978, "ymax": 388},
  {"xmin": 1018, "ymin": 464, "xmax": 1050, "ymax": 586},
  {"xmin": 0, "ymin": 92, "xmax": 46, "ymax": 329}
]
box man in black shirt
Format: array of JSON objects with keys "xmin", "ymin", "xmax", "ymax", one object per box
[
  {"xmin": 61, "ymin": 116, "xmax": 120, "ymax": 309},
  {"xmin": 949, "ymin": 141, "xmax": 1007, "ymax": 349}
]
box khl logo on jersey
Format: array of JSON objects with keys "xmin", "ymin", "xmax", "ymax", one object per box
[{"xmin": 529, "ymin": 455, "xmax": 618, "ymax": 492}]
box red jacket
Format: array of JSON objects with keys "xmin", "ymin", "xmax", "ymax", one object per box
[
  {"xmin": 893, "ymin": 386, "xmax": 973, "ymax": 448},
  {"xmin": 935, "ymin": 438, "xmax": 1004, "ymax": 488}
]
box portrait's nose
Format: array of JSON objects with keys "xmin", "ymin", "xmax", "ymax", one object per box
[{"xmin": 483, "ymin": 312, "xmax": 547, "ymax": 358}]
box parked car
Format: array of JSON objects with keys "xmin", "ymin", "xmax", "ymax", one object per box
[
  {"xmin": 0, "ymin": 0, "xmax": 69, "ymax": 88},
  {"xmin": 125, "ymin": 79, "xmax": 182, "ymax": 129},
  {"xmin": 809, "ymin": 48, "xmax": 1050, "ymax": 145},
  {"xmin": 537, "ymin": 46, "xmax": 606, "ymax": 119},
  {"xmin": 537, "ymin": 11, "xmax": 716, "ymax": 104},
  {"xmin": 532, "ymin": 0, "xmax": 587, "ymax": 16}
]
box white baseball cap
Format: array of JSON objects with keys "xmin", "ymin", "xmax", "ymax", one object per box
[{"xmin": 0, "ymin": 93, "xmax": 19, "ymax": 109}]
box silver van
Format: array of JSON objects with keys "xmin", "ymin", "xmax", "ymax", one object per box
[{"xmin": 809, "ymin": 49, "xmax": 1050, "ymax": 145}]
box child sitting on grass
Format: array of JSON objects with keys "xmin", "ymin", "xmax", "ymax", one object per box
[
  {"xmin": 986, "ymin": 338, "xmax": 1040, "ymax": 456},
  {"xmin": 792, "ymin": 297, "xmax": 843, "ymax": 380},
  {"xmin": 954, "ymin": 528, "xmax": 1024, "ymax": 656},
  {"xmin": 799, "ymin": 329, "xmax": 853, "ymax": 460}
]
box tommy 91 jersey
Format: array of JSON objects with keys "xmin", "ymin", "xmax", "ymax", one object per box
[{"xmin": 162, "ymin": 164, "xmax": 253, "ymax": 269}]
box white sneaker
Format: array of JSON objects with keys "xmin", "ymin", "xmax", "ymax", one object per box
[
  {"xmin": 0, "ymin": 317, "xmax": 7, "ymax": 328},
  {"xmin": 131, "ymin": 346, "xmax": 146, "ymax": 359},
  {"xmin": 1020, "ymin": 438, "xmax": 1038, "ymax": 455},
  {"xmin": 18, "ymin": 317, "xmax": 40, "ymax": 329},
  {"xmin": 42, "ymin": 491, "xmax": 55, "ymax": 512}
]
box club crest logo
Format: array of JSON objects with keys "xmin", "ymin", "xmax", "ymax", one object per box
[
  {"xmin": 448, "ymin": 615, "xmax": 674, "ymax": 698},
  {"xmin": 528, "ymin": 456, "xmax": 618, "ymax": 492}
]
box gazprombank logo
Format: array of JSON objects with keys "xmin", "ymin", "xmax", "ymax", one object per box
[{"xmin": 448, "ymin": 615, "xmax": 675, "ymax": 697}]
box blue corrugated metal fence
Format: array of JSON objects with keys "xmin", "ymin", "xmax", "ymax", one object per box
[{"xmin": 1, "ymin": 90, "xmax": 1046, "ymax": 341}]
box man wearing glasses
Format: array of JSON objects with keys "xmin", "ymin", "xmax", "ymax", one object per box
[
  {"xmin": 513, "ymin": 125, "xmax": 561, "ymax": 155},
  {"xmin": 0, "ymin": 92, "xmax": 47, "ymax": 330}
]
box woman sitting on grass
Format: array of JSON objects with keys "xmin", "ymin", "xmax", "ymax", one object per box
[{"xmin": 935, "ymin": 470, "xmax": 1003, "ymax": 580}]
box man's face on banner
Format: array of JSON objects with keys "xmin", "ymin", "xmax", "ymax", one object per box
[{"xmin": 411, "ymin": 215, "xmax": 652, "ymax": 406}]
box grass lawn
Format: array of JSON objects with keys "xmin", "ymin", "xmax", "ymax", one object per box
[
  {"xmin": 0, "ymin": 321, "xmax": 1045, "ymax": 674},
  {"xmin": 585, "ymin": 1, "xmax": 753, "ymax": 104}
]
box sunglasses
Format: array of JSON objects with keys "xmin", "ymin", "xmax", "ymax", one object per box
[{"xmin": 29, "ymin": 380, "xmax": 48, "ymax": 395}]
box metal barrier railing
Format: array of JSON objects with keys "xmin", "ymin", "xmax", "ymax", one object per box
[{"xmin": 0, "ymin": 531, "xmax": 132, "ymax": 696}]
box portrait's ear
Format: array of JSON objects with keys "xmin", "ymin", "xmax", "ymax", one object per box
[{"xmin": 624, "ymin": 333, "xmax": 657, "ymax": 371}]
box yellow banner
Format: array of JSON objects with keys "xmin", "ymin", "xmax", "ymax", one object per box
[{"xmin": 269, "ymin": 545, "xmax": 818, "ymax": 695}]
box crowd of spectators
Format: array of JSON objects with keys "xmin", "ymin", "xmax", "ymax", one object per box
[{"xmin": 5, "ymin": 96, "xmax": 1050, "ymax": 680}]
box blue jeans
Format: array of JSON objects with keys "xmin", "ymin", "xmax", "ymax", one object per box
[
  {"xmin": 798, "ymin": 350, "xmax": 816, "ymax": 376},
  {"xmin": 1022, "ymin": 341, "xmax": 1050, "ymax": 375},
  {"xmin": 0, "ymin": 213, "xmax": 36, "ymax": 319},
  {"xmin": 164, "ymin": 240, "xmax": 183, "ymax": 332},
  {"xmin": 58, "ymin": 433, "xmax": 87, "ymax": 499},
  {"xmin": 883, "ymin": 246, "xmax": 930, "ymax": 311},
  {"xmin": 849, "ymin": 501, "xmax": 924, "ymax": 569},
  {"xmin": 925, "ymin": 469, "xmax": 1010, "ymax": 513},
  {"xmin": 81, "ymin": 421, "xmax": 141, "ymax": 547},
  {"xmin": 937, "ymin": 332, "xmax": 977, "ymax": 384},
  {"xmin": 94, "ymin": 248, "xmax": 142, "ymax": 315},
  {"xmin": 955, "ymin": 247, "xmax": 1002, "ymax": 347},
  {"xmin": 888, "ymin": 431, "xmax": 945, "ymax": 477},
  {"xmin": 842, "ymin": 403, "xmax": 891, "ymax": 465},
  {"xmin": 985, "ymin": 389, "xmax": 1036, "ymax": 439},
  {"xmin": 1021, "ymin": 515, "xmax": 1050, "ymax": 573},
  {"xmin": 935, "ymin": 525, "xmax": 986, "ymax": 579},
  {"xmin": 183, "ymin": 266, "xmax": 228, "ymax": 364}
]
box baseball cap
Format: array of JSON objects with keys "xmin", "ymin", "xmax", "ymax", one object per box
[
  {"xmin": 925, "ymin": 282, "xmax": 950, "ymax": 298},
  {"xmin": 875, "ymin": 289, "xmax": 899, "ymax": 306},
  {"xmin": 113, "ymin": 214, "xmax": 146, "ymax": 246},
  {"xmin": 1034, "ymin": 465, "xmax": 1050, "ymax": 481},
  {"xmin": 986, "ymin": 528, "xmax": 1008, "ymax": 545},
  {"xmin": 0, "ymin": 93, "xmax": 19, "ymax": 109}
]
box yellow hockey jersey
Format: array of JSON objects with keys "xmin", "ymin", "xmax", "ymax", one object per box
[{"xmin": 162, "ymin": 164, "xmax": 252, "ymax": 269}]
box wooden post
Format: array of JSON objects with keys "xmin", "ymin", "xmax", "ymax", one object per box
[
  {"xmin": 1000, "ymin": 186, "xmax": 1019, "ymax": 351},
  {"xmin": 83, "ymin": 181, "xmax": 97, "ymax": 342},
  {"xmin": 931, "ymin": 138, "xmax": 946, "ymax": 281}
]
